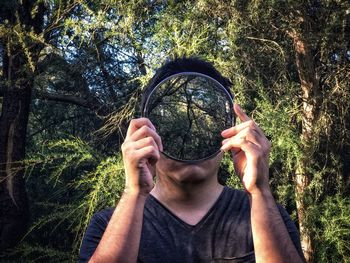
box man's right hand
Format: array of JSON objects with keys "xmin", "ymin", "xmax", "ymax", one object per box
[
  {"xmin": 89, "ymin": 118, "xmax": 162, "ymax": 263},
  {"xmin": 121, "ymin": 118, "xmax": 163, "ymax": 196}
]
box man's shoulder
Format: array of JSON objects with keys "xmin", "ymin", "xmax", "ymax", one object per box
[
  {"xmin": 215, "ymin": 186, "xmax": 251, "ymax": 213},
  {"xmin": 90, "ymin": 207, "xmax": 115, "ymax": 225},
  {"xmin": 222, "ymin": 186, "xmax": 250, "ymax": 202},
  {"xmin": 224, "ymin": 186, "xmax": 247, "ymax": 195}
]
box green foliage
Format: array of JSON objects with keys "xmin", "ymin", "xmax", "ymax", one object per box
[
  {"xmin": 252, "ymin": 83, "xmax": 301, "ymax": 204},
  {"xmin": 3, "ymin": 242, "xmax": 72, "ymax": 263},
  {"xmin": 309, "ymin": 195, "xmax": 350, "ymax": 263},
  {"xmin": 1, "ymin": 0, "xmax": 349, "ymax": 261},
  {"xmin": 7, "ymin": 137, "xmax": 126, "ymax": 262}
]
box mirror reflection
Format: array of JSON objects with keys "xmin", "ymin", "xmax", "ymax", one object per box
[{"xmin": 143, "ymin": 73, "xmax": 234, "ymax": 162}]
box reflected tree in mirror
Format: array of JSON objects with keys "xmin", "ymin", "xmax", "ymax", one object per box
[{"xmin": 143, "ymin": 73, "xmax": 234, "ymax": 162}]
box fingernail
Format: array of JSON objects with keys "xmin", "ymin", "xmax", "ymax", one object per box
[
  {"xmin": 222, "ymin": 138, "xmax": 229, "ymax": 144},
  {"xmin": 221, "ymin": 129, "xmax": 229, "ymax": 136}
]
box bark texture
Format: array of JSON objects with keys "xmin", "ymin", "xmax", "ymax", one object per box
[
  {"xmin": 0, "ymin": 72, "xmax": 32, "ymax": 250},
  {"xmin": 290, "ymin": 27, "xmax": 320, "ymax": 263},
  {"xmin": 0, "ymin": 0, "xmax": 44, "ymax": 251}
]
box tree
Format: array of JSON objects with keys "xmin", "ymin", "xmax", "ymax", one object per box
[
  {"xmin": 196, "ymin": 1, "xmax": 350, "ymax": 261},
  {"xmin": 0, "ymin": 0, "xmax": 45, "ymax": 250},
  {"xmin": 1, "ymin": 1, "xmax": 349, "ymax": 261},
  {"xmin": 145, "ymin": 0, "xmax": 350, "ymax": 261},
  {"xmin": 0, "ymin": 0, "xmax": 164, "ymax": 251}
]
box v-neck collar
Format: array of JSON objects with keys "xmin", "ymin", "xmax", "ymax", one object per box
[{"xmin": 149, "ymin": 186, "xmax": 227, "ymax": 231}]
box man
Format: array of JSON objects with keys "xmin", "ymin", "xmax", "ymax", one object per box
[{"xmin": 79, "ymin": 57, "xmax": 305, "ymax": 263}]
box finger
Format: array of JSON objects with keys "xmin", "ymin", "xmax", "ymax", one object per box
[
  {"xmin": 134, "ymin": 146, "xmax": 160, "ymax": 164},
  {"xmin": 221, "ymin": 120, "xmax": 254, "ymax": 138},
  {"xmin": 233, "ymin": 104, "xmax": 267, "ymax": 138},
  {"xmin": 126, "ymin": 118, "xmax": 156, "ymax": 138},
  {"xmin": 220, "ymin": 137, "xmax": 259, "ymax": 153},
  {"xmin": 133, "ymin": 136, "xmax": 158, "ymax": 151},
  {"xmin": 234, "ymin": 103, "xmax": 250, "ymax": 122},
  {"xmin": 222, "ymin": 138, "xmax": 241, "ymax": 155},
  {"xmin": 222, "ymin": 118, "xmax": 266, "ymax": 141},
  {"xmin": 129, "ymin": 125, "xmax": 163, "ymax": 152},
  {"xmin": 233, "ymin": 123, "xmax": 270, "ymax": 150},
  {"xmin": 234, "ymin": 126, "xmax": 261, "ymax": 146},
  {"xmin": 222, "ymin": 128, "xmax": 268, "ymax": 158}
]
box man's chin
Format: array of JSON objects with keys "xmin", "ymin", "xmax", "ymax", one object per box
[
  {"xmin": 156, "ymin": 153, "xmax": 222, "ymax": 184},
  {"xmin": 170, "ymin": 166, "xmax": 211, "ymax": 184}
]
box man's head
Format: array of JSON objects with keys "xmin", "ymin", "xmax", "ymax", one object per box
[
  {"xmin": 142, "ymin": 57, "xmax": 232, "ymax": 183},
  {"xmin": 141, "ymin": 57, "xmax": 232, "ymax": 113}
]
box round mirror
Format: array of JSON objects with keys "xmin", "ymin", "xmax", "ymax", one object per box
[{"xmin": 142, "ymin": 72, "xmax": 234, "ymax": 163}]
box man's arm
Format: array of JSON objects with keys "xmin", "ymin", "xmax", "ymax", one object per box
[
  {"xmin": 89, "ymin": 192, "xmax": 147, "ymax": 263},
  {"xmin": 221, "ymin": 104, "xmax": 305, "ymax": 263},
  {"xmin": 249, "ymin": 188, "xmax": 304, "ymax": 262},
  {"xmin": 89, "ymin": 118, "xmax": 163, "ymax": 263}
]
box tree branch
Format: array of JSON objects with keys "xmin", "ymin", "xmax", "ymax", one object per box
[
  {"xmin": 0, "ymin": 85, "xmax": 108, "ymax": 115},
  {"xmin": 34, "ymin": 90, "xmax": 109, "ymax": 116}
]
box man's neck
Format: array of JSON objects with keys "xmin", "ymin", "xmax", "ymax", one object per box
[{"xmin": 150, "ymin": 175, "xmax": 224, "ymax": 225}]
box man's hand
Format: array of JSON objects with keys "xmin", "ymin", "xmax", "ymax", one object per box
[
  {"xmin": 121, "ymin": 118, "xmax": 163, "ymax": 195},
  {"xmin": 221, "ymin": 104, "xmax": 271, "ymax": 195},
  {"xmin": 221, "ymin": 104, "xmax": 305, "ymax": 263},
  {"xmin": 89, "ymin": 118, "xmax": 162, "ymax": 263}
]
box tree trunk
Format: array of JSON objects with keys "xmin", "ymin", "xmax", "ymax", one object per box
[
  {"xmin": 290, "ymin": 28, "xmax": 320, "ymax": 262},
  {"xmin": 0, "ymin": 0, "xmax": 44, "ymax": 251},
  {"xmin": 0, "ymin": 76, "xmax": 32, "ymax": 251}
]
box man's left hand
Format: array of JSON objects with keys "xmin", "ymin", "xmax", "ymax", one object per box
[{"xmin": 221, "ymin": 104, "xmax": 271, "ymax": 195}]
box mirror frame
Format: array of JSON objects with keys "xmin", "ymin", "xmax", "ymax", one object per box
[{"xmin": 142, "ymin": 72, "xmax": 235, "ymax": 163}]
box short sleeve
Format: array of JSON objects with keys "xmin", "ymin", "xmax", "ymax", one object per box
[
  {"xmin": 277, "ymin": 204, "xmax": 305, "ymax": 261},
  {"xmin": 78, "ymin": 208, "xmax": 114, "ymax": 263}
]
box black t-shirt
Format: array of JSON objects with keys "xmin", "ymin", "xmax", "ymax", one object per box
[{"xmin": 79, "ymin": 187, "xmax": 303, "ymax": 262}]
